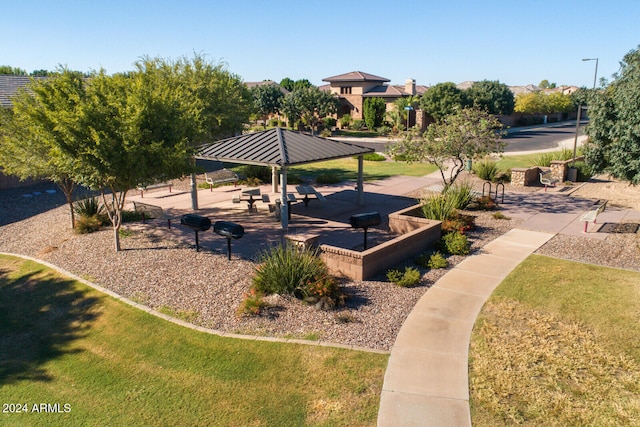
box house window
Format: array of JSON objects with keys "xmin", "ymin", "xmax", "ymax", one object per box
[{"xmin": 340, "ymin": 86, "xmax": 352, "ymax": 95}]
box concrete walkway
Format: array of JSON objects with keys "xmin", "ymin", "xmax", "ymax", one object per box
[
  {"xmin": 377, "ymin": 229, "xmax": 554, "ymax": 426},
  {"xmin": 377, "ymin": 182, "xmax": 639, "ymax": 426}
]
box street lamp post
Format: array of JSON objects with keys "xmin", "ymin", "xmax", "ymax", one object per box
[{"xmin": 582, "ymin": 57, "xmax": 599, "ymax": 89}]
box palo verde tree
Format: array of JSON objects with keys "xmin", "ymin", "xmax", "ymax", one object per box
[
  {"xmin": 0, "ymin": 69, "xmax": 87, "ymax": 228},
  {"xmin": 363, "ymin": 97, "xmax": 386, "ymax": 130},
  {"xmin": 388, "ymin": 107, "xmax": 505, "ymax": 188},
  {"xmin": 584, "ymin": 45, "xmax": 640, "ymax": 185}
]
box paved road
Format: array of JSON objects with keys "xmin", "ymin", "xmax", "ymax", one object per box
[
  {"xmin": 332, "ymin": 120, "xmax": 588, "ymax": 154},
  {"xmin": 503, "ymin": 120, "xmax": 587, "ymax": 153}
]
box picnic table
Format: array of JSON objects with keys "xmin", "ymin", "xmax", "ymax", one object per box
[
  {"xmin": 232, "ymin": 187, "xmax": 262, "ymax": 212},
  {"xmin": 295, "ymin": 185, "xmax": 326, "ymax": 207}
]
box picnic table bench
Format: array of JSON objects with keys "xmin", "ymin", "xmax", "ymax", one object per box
[
  {"xmin": 580, "ymin": 200, "xmax": 607, "ymax": 232},
  {"xmin": 295, "ymin": 185, "xmax": 326, "ymax": 206},
  {"xmin": 205, "ymin": 169, "xmax": 239, "ymax": 191},
  {"xmin": 539, "ymin": 170, "xmax": 559, "ymax": 191}
]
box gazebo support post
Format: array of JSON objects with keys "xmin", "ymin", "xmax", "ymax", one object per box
[
  {"xmin": 357, "ymin": 155, "xmax": 364, "ymax": 206},
  {"xmin": 272, "ymin": 166, "xmax": 279, "ymax": 193},
  {"xmin": 280, "ymin": 167, "xmax": 289, "ymax": 229},
  {"xmin": 190, "ymin": 172, "xmax": 198, "ymax": 210}
]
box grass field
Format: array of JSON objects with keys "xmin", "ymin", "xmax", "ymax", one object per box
[
  {"xmin": 469, "ymin": 255, "xmax": 640, "ymax": 426},
  {"xmin": 0, "ymin": 255, "xmax": 388, "ymax": 426}
]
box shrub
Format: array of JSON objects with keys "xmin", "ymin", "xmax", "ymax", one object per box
[
  {"xmin": 339, "ymin": 114, "xmax": 352, "ymax": 128},
  {"xmin": 376, "ymin": 125, "xmax": 392, "ymax": 136},
  {"xmin": 427, "ymin": 252, "xmax": 449, "ymax": 269},
  {"xmin": 444, "ymin": 181, "xmax": 475, "ymax": 209},
  {"xmin": 121, "ymin": 210, "xmax": 144, "ymax": 222},
  {"xmin": 74, "ymin": 197, "xmax": 104, "ymax": 218},
  {"xmin": 252, "ymin": 243, "xmax": 328, "ymax": 298},
  {"xmin": 386, "ymin": 266, "xmax": 421, "ymax": 287},
  {"xmin": 492, "ymin": 211, "xmax": 510, "ymax": 220},
  {"xmin": 237, "ymin": 288, "xmax": 267, "ymax": 316},
  {"xmin": 572, "ymin": 160, "xmax": 593, "ymax": 182},
  {"xmin": 533, "ymin": 149, "xmax": 574, "ymax": 167},
  {"xmin": 304, "ymin": 276, "xmax": 345, "ymax": 310},
  {"xmin": 323, "ymin": 117, "xmax": 337, "ymax": 129},
  {"xmin": 74, "ymin": 214, "xmax": 103, "ymax": 234},
  {"xmin": 421, "ymin": 193, "xmax": 458, "ymax": 221},
  {"xmin": 494, "ymin": 169, "xmax": 511, "ymax": 183},
  {"xmin": 320, "ymin": 128, "xmax": 332, "ymax": 137},
  {"xmin": 241, "ymin": 164, "xmax": 271, "ymax": 183},
  {"xmin": 467, "ymin": 195, "xmax": 496, "ymax": 211},
  {"xmin": 473, "ymin": 159, "xmax": 500, "ymax": 181},
  {"xmin": 361, "ymin": 152, "xmax": 386, "ymax": 162},
  {"xmin": 351, "ymin": 119, "xmax": 365, "ymax": 131},
  {"xmin": 315, "ymin": 173, "xmax": 342, "ymax": 184},
  {"xmin": 438, "ymin": 231, "xmax": 470, "ymax": 255},
  {"xmin": 441, "ymin": 212, "xmax": 475, "ymax": 234}
]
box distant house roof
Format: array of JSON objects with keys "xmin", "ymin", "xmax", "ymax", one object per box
[
  {"xmin": 244, "ymin": 80, "xmax": 289, "ymax": 94},
  {"xmin": 195, "ymin": 127, "xmax": 373, "ymax": 168},
  {"xmin": 322, "ymin": 71, "xmax": 390, "ymax": 83},
  {"xmin": 0, "ymin": 75, "xmax": 47, "ymax": 108},
  {"xmin": 456, "ymin": 81, "xmax": 475, "ymax": 91},
  {"xmin": 364, "ymin": 84, "xmax": 429, "ymax": 98}
]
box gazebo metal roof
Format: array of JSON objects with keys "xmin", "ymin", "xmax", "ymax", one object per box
[
  {"xmin": 193, "ymin": 127, "xmax": 374, "ymax": 229},
  {"xmin": 195, "ymin": 127, "xmax": 374, "ymax": 167}
]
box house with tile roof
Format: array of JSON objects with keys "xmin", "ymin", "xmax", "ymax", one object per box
[
  {"xmin": 320, "ymin": 71, "xmax": 428, "ymax": 124},
  {"xmin": 0, "ymin": 75, "xmax": 48, "ymax": 108}
]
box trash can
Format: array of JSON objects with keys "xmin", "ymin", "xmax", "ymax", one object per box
[
  {"xmin": 465, "ymin": 159, "xmax": 473, "ymax": 171},
  {"xmin": 567, "ymin": 167, "xmax": 577, "ymax": 182}
]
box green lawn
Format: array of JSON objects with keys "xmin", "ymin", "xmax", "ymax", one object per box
[
  {"xmin": 0, "ymin": 255, "xmax": 387, "ymax": 426},
  {"xmin": 290, "ymin": 158, "xmax": 437, "ymax": 182},
  {"xmin": 470, "ymin": 255, "xmax": 640, "ymax": 426}
]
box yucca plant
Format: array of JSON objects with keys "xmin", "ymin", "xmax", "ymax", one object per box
[
  {"xmin": 253, "ymin": 242, "xmax": 328, "ymax": 298},
  {"xmin": 444, "ymin": 181, "xmax": 475, "ymax": 210},
  {"xmin": 73, "ymin": 197, "xmax": 104, "ymax": 218},
  {"xmin": 472, "ymin": 159, "xmax": 500, "ymax": 182},
  {"xmin": 421, "ymin": 193, "xmax": 458, "ymax": 221}
]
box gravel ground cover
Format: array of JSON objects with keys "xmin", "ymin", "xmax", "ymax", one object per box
[{"xmin": 1, "ymin": 178, "xmax": 638, "ymax": 351}]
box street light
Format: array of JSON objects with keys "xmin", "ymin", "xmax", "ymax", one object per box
[{"xmin": 582, "ymin": 57, "xmax": 598, "ymax": 89}]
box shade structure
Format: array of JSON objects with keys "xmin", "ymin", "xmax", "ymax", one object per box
[
  {"xmin": 194, "ymin": 127, "xmax": 375, "ymax": 229},
  {"xmin": 195, "ymin": 127, "xmax": 374, "ymax": 167}
]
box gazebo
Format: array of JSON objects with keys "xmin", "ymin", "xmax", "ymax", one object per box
[{"xmin": 194, "ymin": 127, "xmax": 374, "ymax": 229}]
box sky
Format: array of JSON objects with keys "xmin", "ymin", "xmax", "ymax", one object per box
[{"xmin": 2, "ymin": 0, "xmax": 639, "ymax": 89}]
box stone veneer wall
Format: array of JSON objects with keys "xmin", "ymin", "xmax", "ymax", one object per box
[
  {"xmin": 511, "ymin": 156, "xmax": 584, "ymax": 187},
  {"xmin": 320, "ymin": 205, "xmax": 441, "ymax": 280}
]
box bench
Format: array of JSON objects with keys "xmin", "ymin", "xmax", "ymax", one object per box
[
  {"xmin": 539, "ymin": 170, "xmax": 559, "ymax": 192},
  {"xmin": 205, "ymin": 169, "xmax": 239, "ymax": 191},
  {"xmin": 580, "ymin": 200, "xmax": 607, "ymax": 232},
  {"xmin": 130, "ymin": 201, "xmax": 171, "ymax": 227},
  {"xmin": 137, "ymin": 182, "xmax": 172, "ymax": 198}
]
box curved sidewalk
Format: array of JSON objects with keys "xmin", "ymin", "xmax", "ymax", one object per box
[{"xmin": 377, "ymin": 229, "xmax": 555, "ymax": 426}]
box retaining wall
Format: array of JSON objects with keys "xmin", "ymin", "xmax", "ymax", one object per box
[{"xmin": 320, "ymin": 205, "xmax": 441, "ymax": 280}]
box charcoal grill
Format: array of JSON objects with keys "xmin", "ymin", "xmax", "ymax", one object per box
[
  {"xmin": 349, "ymin": 212, "xmax": 381, "ymax": 250},
  {"xmin": 213, "ymin": 221, "xmax": 245, "ymax": 260},
  {"xmin": 180, "ymin": 214, "xmax": 211, "ymax": 251}
]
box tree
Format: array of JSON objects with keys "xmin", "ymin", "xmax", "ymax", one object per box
[
  {"xmin": 392, "ymin": 96, "xmax": 420, "ymax": 130},
  {"xmin": 0, "ymin": 69, "xmax": 87, "ymax": 228},
  {"xmin": 363, "ymin": 97, "xmax": 386, "ymax": 130},
  {"xmin": 388, "ymin": 107, "xmax": 505, "ymax": 187},
  {"xmin": 0, "ymin": 65, "xmax": 27, "ymax": 75},
  {"xmin": 584, "ymin": 45, "xmax": 640, "ymax": 185},
  {"xmin": 465, "ymin": 80, "xmax": 514, "ymax": 116},
  {"xmin": 538, "ymin": 79, "xmax": 556, "ymax": 89},
  {"xmin": 279, "ymin": 86, "xmax": 338, "ymax": 134},
  {"xmin": 515, "ymin": 91, "xmax": 573, "ymax": 115},
  {"xmin": 251, "ymin": 83, "xmax": 285, "ymax": 126},
  {"xmin": 420, "ymin": 82, "xmax": 467, "ymax": 120},
  {"xmin": 279, "ymin": 77, "xmax": 295, "ymax": 92}
]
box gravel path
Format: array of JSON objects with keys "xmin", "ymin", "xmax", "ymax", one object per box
[{"xmin": 1, "ymin": 180, "xmax": 638, "ymax": 351}]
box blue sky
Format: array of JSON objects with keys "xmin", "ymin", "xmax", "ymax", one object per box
[{"xmin": 2, "ymin": 0, "xmax": 638, "ymax": 89}]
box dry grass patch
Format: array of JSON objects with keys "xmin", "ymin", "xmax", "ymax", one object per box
[{"xmin": 470, "ymin": 255, "xmax": 640, "ymax": 426}]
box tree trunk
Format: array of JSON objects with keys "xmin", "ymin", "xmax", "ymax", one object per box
[
  {"xmin": 57, "ymin": 178, "xmax": 76, "ymax": 229},
  {"xmin": 113, "ymin": 225, "xmax": 121, "ymax": 252}
]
